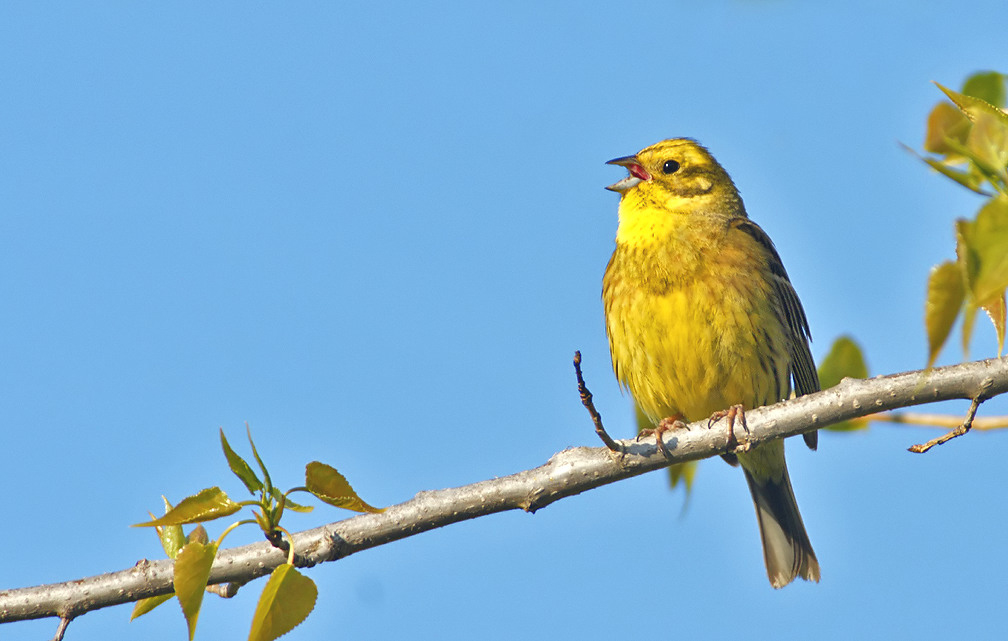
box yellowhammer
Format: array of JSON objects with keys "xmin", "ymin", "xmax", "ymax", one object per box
[{"xmin": 602, "ymin": 138, "xmax": 820, "ymax": 588}]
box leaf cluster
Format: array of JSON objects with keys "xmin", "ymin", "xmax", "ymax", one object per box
[
  {"xmin": 918, "ymin": 71, "xmax": 1008, "ymax": 366},
  {"xmin": 130, "ymin": 426, "xmax": 384, "ymax": 641}
]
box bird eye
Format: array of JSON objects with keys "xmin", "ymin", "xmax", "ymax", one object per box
[{"xmin": 662, "ymin": 160, "xmax": 680, "ymax": 174}]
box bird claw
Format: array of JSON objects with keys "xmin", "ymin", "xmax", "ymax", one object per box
[
  {"xmin": 638, "ymin": 415, "xmax": 687, "ymax": 460},
  {"xmin": 708, "ymin": 404, "xmax": 749, "ymax": 450}
]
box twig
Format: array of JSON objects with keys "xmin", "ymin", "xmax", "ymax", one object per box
[
  {"xmin": 573, "ymin": 351, "xmax": 621, "ymax": 452},
  {"xmin": 52, "ymin": 617, "xmax": 70, "ymax": 641},
  {"xmin": 908, "ymin": 395, "xmax": 984, "ymax": 453},
  {"xmin": 205, "ymin": 582, "xmax": 242, "ymax": 598}
]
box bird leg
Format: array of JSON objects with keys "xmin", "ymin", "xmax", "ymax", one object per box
[
  {"xmin": 638, "ymin": 414, "xmax": 686, "ymax": 460},
  {"xmin": 708, "ymin": 404, "xmax": 749, "ymax": 451}
]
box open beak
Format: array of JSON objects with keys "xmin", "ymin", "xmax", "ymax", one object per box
[{"xmin": 605, "ymin": 155, "xmax": 651, "ymax": 193}]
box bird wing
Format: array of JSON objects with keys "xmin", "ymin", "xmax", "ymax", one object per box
[{"xmin": 731, "ymin": 218, "xmax": 820, "ymax": 449}]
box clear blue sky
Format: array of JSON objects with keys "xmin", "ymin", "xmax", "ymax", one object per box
[{"xmin": 3, "ymin": 3, "xmax": 1007, "ymax": 639}]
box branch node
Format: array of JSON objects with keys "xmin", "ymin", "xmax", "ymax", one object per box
[{"xmin": 205, "ymin": 582, "xmax": 243, "ymax": 598}]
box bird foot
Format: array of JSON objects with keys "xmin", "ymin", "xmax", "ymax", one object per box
[
  {"xmin": 638, "ymin": 415, "xmax": 687, "ymax": 460},
  {"xmin": 708, "ymin": 404, "xmax": 749, "ymax": 450}
]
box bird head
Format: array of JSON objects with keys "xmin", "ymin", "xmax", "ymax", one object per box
[{"xmin": 606, "ymin": 138, "xmax": 742, "ymax": 214}]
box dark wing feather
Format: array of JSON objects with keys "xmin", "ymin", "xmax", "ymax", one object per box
[{"xmin": 732, "ymin": 218, "xmax": 820, "ymax": 450}]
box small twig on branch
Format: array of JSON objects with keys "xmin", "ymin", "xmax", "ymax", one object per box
[
  {"xmin": 908, "ymin": 394, "xmax": 984, "ymax": 453},
  {"xmin": 573, "ymin": 351, "xmax": 621, "ymax": 453},
  {"xmin": 52, "ymin": 616, "xmax": 70, "ymax": 641},
  {"xmin": 205, "ymin": 582, "xmax": 242, "ymax": 598}
]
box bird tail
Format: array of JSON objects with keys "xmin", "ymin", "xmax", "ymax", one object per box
[{"xmin": 742, "ymin": 465, "xmax": 820, "ymax": 588}]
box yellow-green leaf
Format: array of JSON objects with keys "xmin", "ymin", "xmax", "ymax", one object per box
[
  {"xmin": 252, "ymin": 508, "xmax": 272, "ymax": 533},
  {"xmin": 925, "ymin": 260, "xmax": 966, "ymax": 367},
  {"xmin": 924, "ymin": 101, "xmax": 972, "ymax": 155},
  {"xmin": 155, "ymin": 497, "xmax": 186, "ymax": 559},
  {"xmin": 221, "ymin": 428, "xmax": 263, "ymax": 494},
  {"xmin": 818, "ymin": 336, "xmax": 870, "ymax": 431},
  {"xmin": 246, "ymin": 425, "xmax": 273, "ymax": 493},
  {"xmin": 818, "ymin": 335, "xmax": 869, "ymax": 387},
  {"xmin": 957, "ymin": 197, "xmax": 1008, "ymax": 307},
  {"xmin": 966, "ymin": 111, "xmax": 1008, "ymax": 182},
  {"xmin": 131, "ymin": 593, "xmax": 173, "ymax": 620},
  {"xmin": 980, "ymin": 292, "xmax": 1006, "ymax": 356},
  {"xmin": 305, "ymin": 462, "xmax": 385, "ymax": 513},
  {"xmin": 962, "ymin": 71, "xmax": 1006, "ymax": 109},
  {"xmin": 279, "ymin": 495, "xmax": 313, "ymax": 514},
  {"xmin": 936, "ymin": 82, "xmax": 1008, "ymax": 127},
  {"xmin": 962, "ymin": 300, "xmax": 977, "ymax": 360},
  {"xmin": 269, "ymin": 487, "xmax": 313, "ymax": 514},
  {"xmin": 133, "ymin": 487, "xmax": 242, "ymax": 527},
  {"xmin": 921, "ymin": 156, "xmax": 989, "ymax": 195},
  {"xmin": 174, "ymin": 541, "xmax": 219, "ymax": 641},
  {"xmin": 248, "ymin": 564, "xmax": 318, "ymax": 641}
]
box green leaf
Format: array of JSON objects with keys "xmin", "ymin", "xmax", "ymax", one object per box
[
  {"xmin": 305, "ymin": 462, "xmax": 385, "ymax": 513},
  {"xmin": 966, "ymin": 111, "xmax": 1008, "ymax": 188},
  {"xmin": 133, "ymin": 487, "xmax": 242, "ymax": 527},
  {"xmin": 252, "ymin": 509, "xmax": 272, "ymax": 533},
  {"xmin": 962, "ymin": 299, "xmax": 977, "ymax": 360},
  {"xmin": 921, "ymin": 156, "xmax": 990, "ymax": 195},
  {"xmin": 155, "ymin": 497, "xmax": 186, "ymax": 559},
  {"xmin": 818, "ymin": 336, "xmax": 871, "ymax": 431},
  {"xmin": 248, "ymin": 564, "xmax": 318, "ymax": 641},
  {"xmin": 247, "ymin": 424, "xmax": 273, "ymax": 494},
  {"xmin": 278, "ymin": 493, "xmax": 313, "ymax": 514},
  {"xmin": 924, "ymin": 101, "xmax": 972, "ymax": 155},
  {"xmin": 269, "ymin": 486, "xmax": 313, "ymax": 514},
  {"xmin": 936, "ymin": 82, "xmax": 1008, "ymax": 127},
  {"xmin": 957, "ymin": 197, "xmax": 1008, "ymax": 307},
  {"xmin": 938, "ymin": 134, "xmax": 1008, "ymax": 192},
  {"xmin": 174, "ymin": 541, "xmax": 219, "ymax": 641},
  {"xmin": 962, "ymin": 71, "xmax": 1006, "ymax": 109},
  {"xmin": 901, "ymin": 142, "xmax": 989, "ymax": 195},
  {"xmin": 925, "ymin": 261, "xmax": 966, "ymax": 367},
  {"xmin": 981, "ymin": 292, "xmax": 1006, "ymax": 356},
  {"xmin": 221, "ymin": 429, "xmax": 263, "ymax": 494},
  {"xmin": 131, "ymin": 593, "xmax": 174, "ymax": 620},
  {"xmin": 818, "ymin": 335, "xmax": 869, "ymax": 387}
]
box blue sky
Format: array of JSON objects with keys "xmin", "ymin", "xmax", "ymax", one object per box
[{"xmin": 2, "ymin": 2, "xmax": 1007, "ymax": 639}]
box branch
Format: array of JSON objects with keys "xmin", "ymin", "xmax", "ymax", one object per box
[{"xmin": 2, "ymin": 356, "xmax": 1007, "ymax": 627}]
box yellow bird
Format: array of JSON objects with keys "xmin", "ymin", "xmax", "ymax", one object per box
[{"xmin": 602, "ymin": 138, "xmax": 820, "ymax": 588}]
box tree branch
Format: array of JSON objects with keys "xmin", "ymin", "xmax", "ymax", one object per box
[{"xmin": 2, "ymin": 356, "xmax": 1007, "ymax": 626}]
